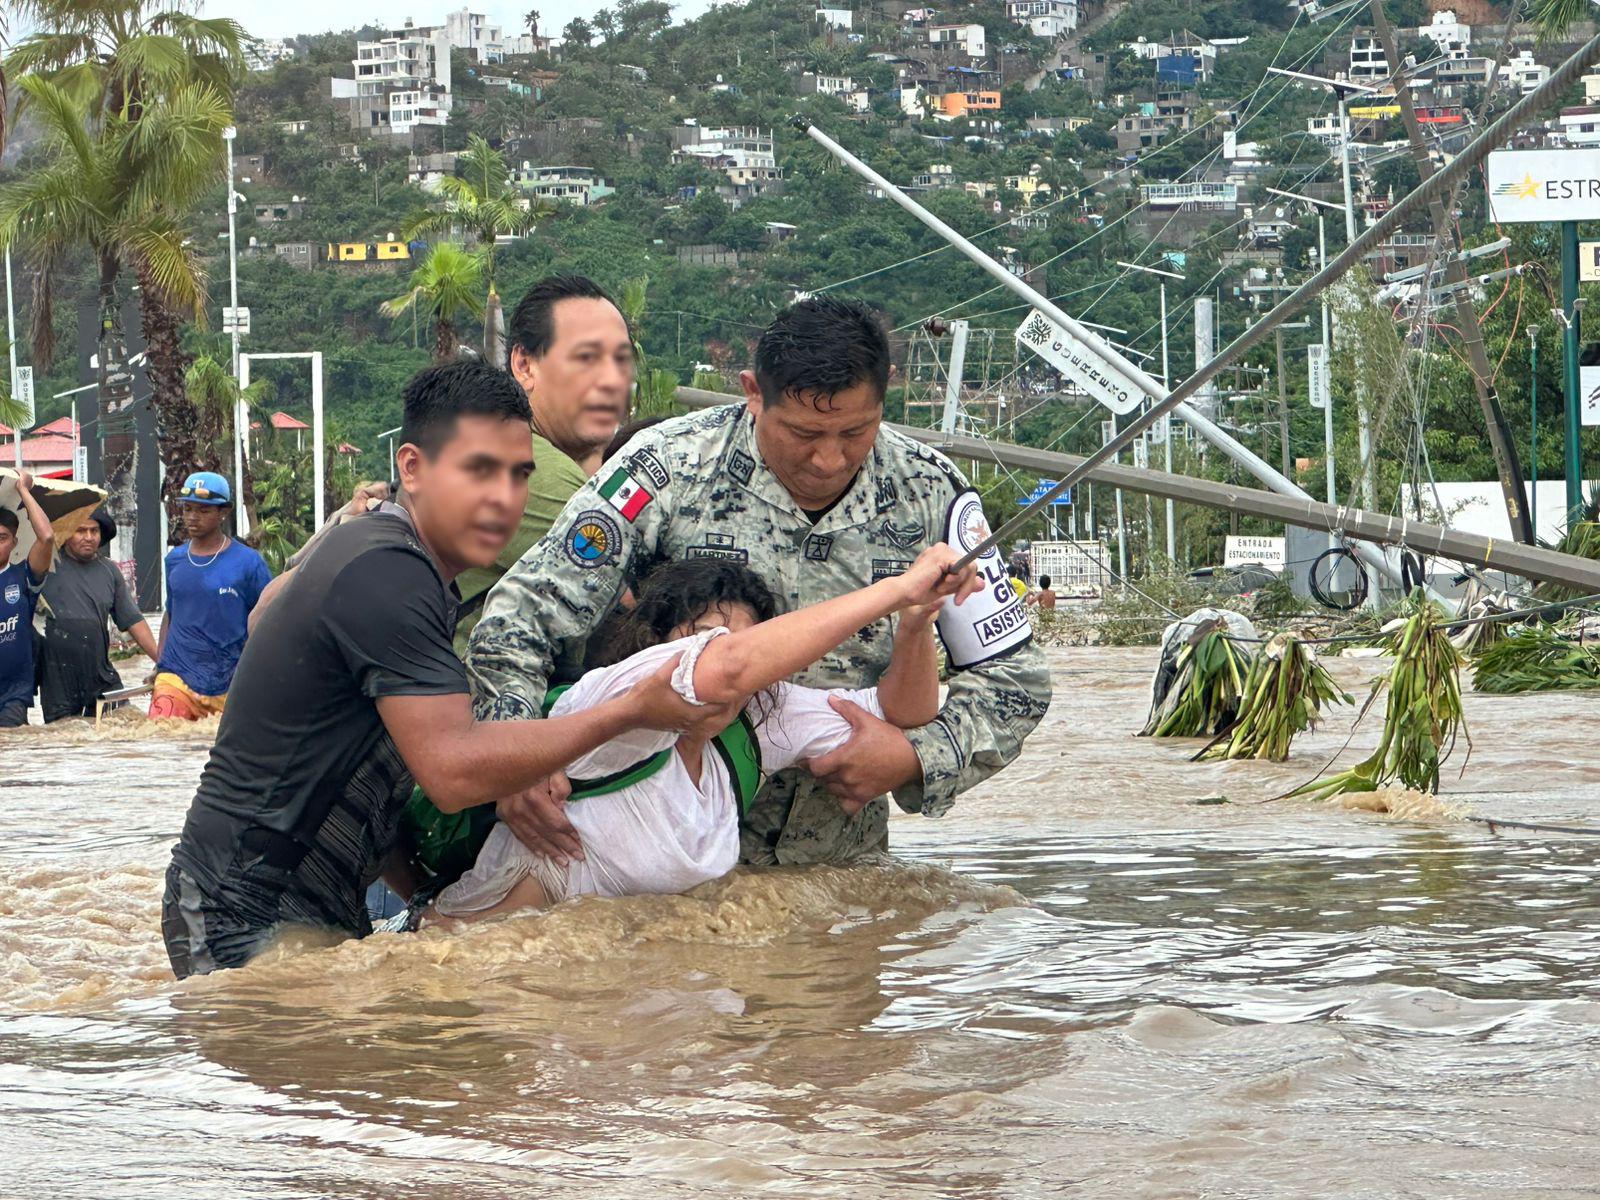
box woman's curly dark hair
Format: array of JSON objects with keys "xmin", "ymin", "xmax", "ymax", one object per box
[{"xmin": 590, "ymin": 559, "xmax": 779, "ymax": 669}]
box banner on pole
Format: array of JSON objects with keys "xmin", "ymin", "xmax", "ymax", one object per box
[
  {"xmin": 1581, "ymin": 365, "xmax": 1600, "ymax": 427},
  {"xmin": 1307, "ymin": 344, "xmax": 1330, "ymax": 410},
  {"xmin": 12, "ymin": 365, "xmax": 34, "ymax": 428},
  {"xmin": 1486, "ymin": 149, "xmax": 1600, "ymax": 223},
  {"xmin": 1014, "ymin": 308, "xmax": 1152, "ymax": 415}
]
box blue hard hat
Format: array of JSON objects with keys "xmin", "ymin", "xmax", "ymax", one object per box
[{"xmin": 178, "ymin": 471, "xmax": 232, "ymax": 506}]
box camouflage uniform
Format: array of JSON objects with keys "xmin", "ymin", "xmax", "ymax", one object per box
[{"xmin": 468, "ymin": 403, "xmax": 1052, "ymax": 865}]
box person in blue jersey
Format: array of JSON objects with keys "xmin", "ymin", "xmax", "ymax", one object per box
[
  {"xmin": 0, "ymin": 472, "xmax": 57, "ymax": 727},
  {"xmin": 150, "ymin": 472, "xmax": 273, "ymax": 720}
]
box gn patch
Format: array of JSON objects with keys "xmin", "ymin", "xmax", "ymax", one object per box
[
  {"xmin": 564, "ymin": 509, "xmax": 623, "ymax": 569},
  {"xmin": 686, "ymin": 532, "xmax": 748, "ymax": 562},
  {"xmin": 728, "ymin": 448, "xmax": 756, "ymax": 486}
]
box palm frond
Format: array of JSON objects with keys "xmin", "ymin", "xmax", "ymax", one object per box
[
  {"xmin": 14, "ymin": 73, "xmax": 97, "ymax": 170},
  {"xmin": 146, "ymin": 12, "xmax": 247, "ymax": 63},
  {"xmin": 124, "ymin": 219, "xmax": 208, "ymax": 321},
  {"xmin": 3, "ymin": 31, "xmax": 101, "ymax": 86},
  {"xmin": 1531, "ymin": 0, "xmax": 1591, "ymax": 38}
]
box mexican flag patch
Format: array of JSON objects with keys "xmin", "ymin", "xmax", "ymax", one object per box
[{"xmin": 599, "ymin": 467, "xmax": 653, "ymax": 522}]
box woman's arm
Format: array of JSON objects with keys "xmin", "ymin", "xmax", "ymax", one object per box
[
  {"xmin": 378, "ymin": 654, "xmax": 727, "ymax": 811},
  {"xmin": 875, "ymin": 603, "xmax": 941, "ymax": 728},
  {"xmin": 689, "ymin": 543, "xmax": 978, "ymax": 706}
]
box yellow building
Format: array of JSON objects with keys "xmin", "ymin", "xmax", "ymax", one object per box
[
  {"xmin": 374, "ymin": 241, "xmax": 411, "ymax": 261},
  {"xmin": 327, "ymin": 242, "xmax": 370, "ymax": 262}
]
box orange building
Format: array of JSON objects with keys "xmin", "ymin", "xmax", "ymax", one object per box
[{"xmin": 938, "ymin": 90, "xmax": 1001, "ymax": 118}]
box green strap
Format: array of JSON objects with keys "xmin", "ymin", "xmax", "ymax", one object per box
[
  {"xmin": 545, "ymin": 682, "xmax": 765, "ymax": 811},
  {"xmin": 709, "ymin": 712, "xmax": 763, "ymax": 816}
]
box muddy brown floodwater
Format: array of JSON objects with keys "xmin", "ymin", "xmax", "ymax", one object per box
[{"xmin": 2, "ymin": 646, "xmax": 1599, "ymax": 1199}]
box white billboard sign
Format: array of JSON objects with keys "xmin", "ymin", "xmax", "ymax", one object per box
[
  {"xmin": 1582, "ymin": 365, "xmax": 1600, "ymax": 427},
  {"xmin": 1486, "ymin": 149, "xmax": 1600, "ymax": 223},
  {"xmin": 1015, "ymin": 308, "xmax": 1153, "ymax": 415},
  {"xmin": 1307, "ymin": 343, "xmax": 1330, "ymax": 410},
  {"xmin": 1224, "ymin": 534, "xmax": 1286, "ymax": 571}
]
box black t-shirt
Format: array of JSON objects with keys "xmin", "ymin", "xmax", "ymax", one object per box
[{"xmin": 171, "ymin": 510, "xmax": 468, "ymax": 929}]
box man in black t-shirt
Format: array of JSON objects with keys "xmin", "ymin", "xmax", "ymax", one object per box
[{"xmin": 163, "ymin": 361, "xmax": 716, "ymax": 978}]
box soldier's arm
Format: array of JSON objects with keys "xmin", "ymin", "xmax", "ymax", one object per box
[
  {"xmin": 467, "ymin": 442, "xmax": 676, "ymax": 720},
  {"xmin": 895, "ymin": 637, "xmax": 1051, "ymax": 817}
]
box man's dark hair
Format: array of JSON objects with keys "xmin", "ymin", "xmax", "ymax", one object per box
[
  {"xmin": 754, "ymin": 295, "xmax": 891, "ymax": 409},
  {"xmin": 506, "ymin": 274, "xmax": 622, "ymax": 367},
  {"xmin": 0, "ymin": 508, "xmax": 17, "ymax": 536},
  {"xmin": 400, "ymin": 360, "xmax": 532, "ymax": 455}
]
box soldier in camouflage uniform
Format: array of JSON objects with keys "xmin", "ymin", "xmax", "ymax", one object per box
[{"xmin": 469, "ymin": 297, "xmax": 1052, "ymax": 866}]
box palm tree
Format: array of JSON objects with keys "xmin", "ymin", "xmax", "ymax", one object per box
[
  {"xmin": 5, "ymin": 0, "xmax": 244, "ymax": 124},
  {"xmin": 0, "ymin": 74, "xmax": 230, "ymax": 557},
  {"xmin": 403, "ymin": 134, "xmax": 541, "ymax": 364},
  {"xmin": 523, "ymin": 8, "xmax": 541, "ymax": 39},
  {"xmin": 185, "ymin": 352, "xmax": 269, "ymax": 528},
  {"xmin": 6, "ymin": 0, "xmax": 244, "ymax": 543},
  {"xmin": 381, "ymin": 243, "xmax": 487, "ymax": 362}
]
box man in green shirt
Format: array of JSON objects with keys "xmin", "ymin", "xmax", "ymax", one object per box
[{"xmin": 451, "ymin": 275, "xmax": 634, "ymax": 652}]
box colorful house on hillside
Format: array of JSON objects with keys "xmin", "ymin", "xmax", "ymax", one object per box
[{"xmin": 937, "ymin": 90, "xmax": 1001, "ymax": 118}]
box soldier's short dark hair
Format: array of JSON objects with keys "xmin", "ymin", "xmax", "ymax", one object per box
[
  {"xmin": 401, "ymin": 360, "xmax": 532, "ymax": 456},
  {"xmin": 755, "ymin": 296, "xmax": 890, "ymax": 410},
  {"xmin": 0, "ymin": 508, "xmax": 17, "ymax": 537},
  {"xmin": 506, "ymin": 274, "xmax": 623, "ymax": 367}
]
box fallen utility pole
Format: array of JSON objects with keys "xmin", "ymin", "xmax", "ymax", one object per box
[
  {"xmin": 1369, "ymin": 0, "xmax": 1535, "ymax": 545},
  {"xmin": 674, "ymin": 387, "xmax": 1600, "ymax": 592},
  {"xmin": 794, "ymin": 25, "xmax": 1600, "ymax": 580}
]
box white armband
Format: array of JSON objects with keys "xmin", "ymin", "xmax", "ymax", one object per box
[{"xmin": 935, "ymin": 490, "xmax": 1032, "ymax": 670}]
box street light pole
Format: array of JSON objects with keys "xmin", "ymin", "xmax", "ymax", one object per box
[
  {"xmin": 5, "ymin": 247, "xmax": 20, "ymax": 471},
  {"xmin": 1117, "ymin": 259, "xmax": 1186, "ymax": 565},
  {"xmin": 223, "ymin": 125, "xmax": 247, "ymax": 536},
  {"xmin": 1529, "ymin": 325, "xmax": 1539, "ymax": 537},
  {"xmin": 1161, "ymin": 281, "xmax": 1174, "ymax": 561}
]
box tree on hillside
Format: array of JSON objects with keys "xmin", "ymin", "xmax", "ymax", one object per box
[
  {"xmin": 402, "ymin": 134, "xmax": 541, "ymax": 363},
  {"xmin": 0, "ymin": 74, "xmax": 230, "ymax": 556},
  {"xmin": 564, "ymin": 17, "xmax": 594, "ymax": 48},
  {"xmin": 524, "ymin": 8, "xmax": 541, "ymax": 38},
  {"xmin": 381, "ymin": 242, "xmax": 486, "ymax": 362}
]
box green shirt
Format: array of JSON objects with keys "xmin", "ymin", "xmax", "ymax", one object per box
[{"xmin": 453, "ymin": 431, "xmax": 589, "ymax": 656}]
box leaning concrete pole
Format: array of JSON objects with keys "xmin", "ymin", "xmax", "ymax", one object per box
[
  {"xmin": 1369, "ymin": 0, "xmax": 1535, "ymax": 545},
  {"xmin": 794, "ymin": 24, "xmax": 1600, "ymax": 573}
]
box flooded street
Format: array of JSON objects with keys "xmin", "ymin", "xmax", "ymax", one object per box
[{"xmin": 3, "ymin": 645, "xmax": 1599, "ymax": 1198}]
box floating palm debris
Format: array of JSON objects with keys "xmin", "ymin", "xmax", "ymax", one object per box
[
  {"xmin": 1199, "ymin": 633, "xmax": 1352, "ymax": 763},
  {"xmin": 1141, "ymin": 610, "xmax": 1256, "ymax": 739},
  {"xmin": 1471, "ymin": 624, "xmax": 1600, "ymax": 694},
  {"xmin": 1287, "ymin": 592, "xmax": 1466, "ymax": 802}
]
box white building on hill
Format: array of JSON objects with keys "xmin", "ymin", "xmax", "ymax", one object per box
[{"xmin": 1007, "ymin": 0, "xmax": 1078, "ymax": 39}]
